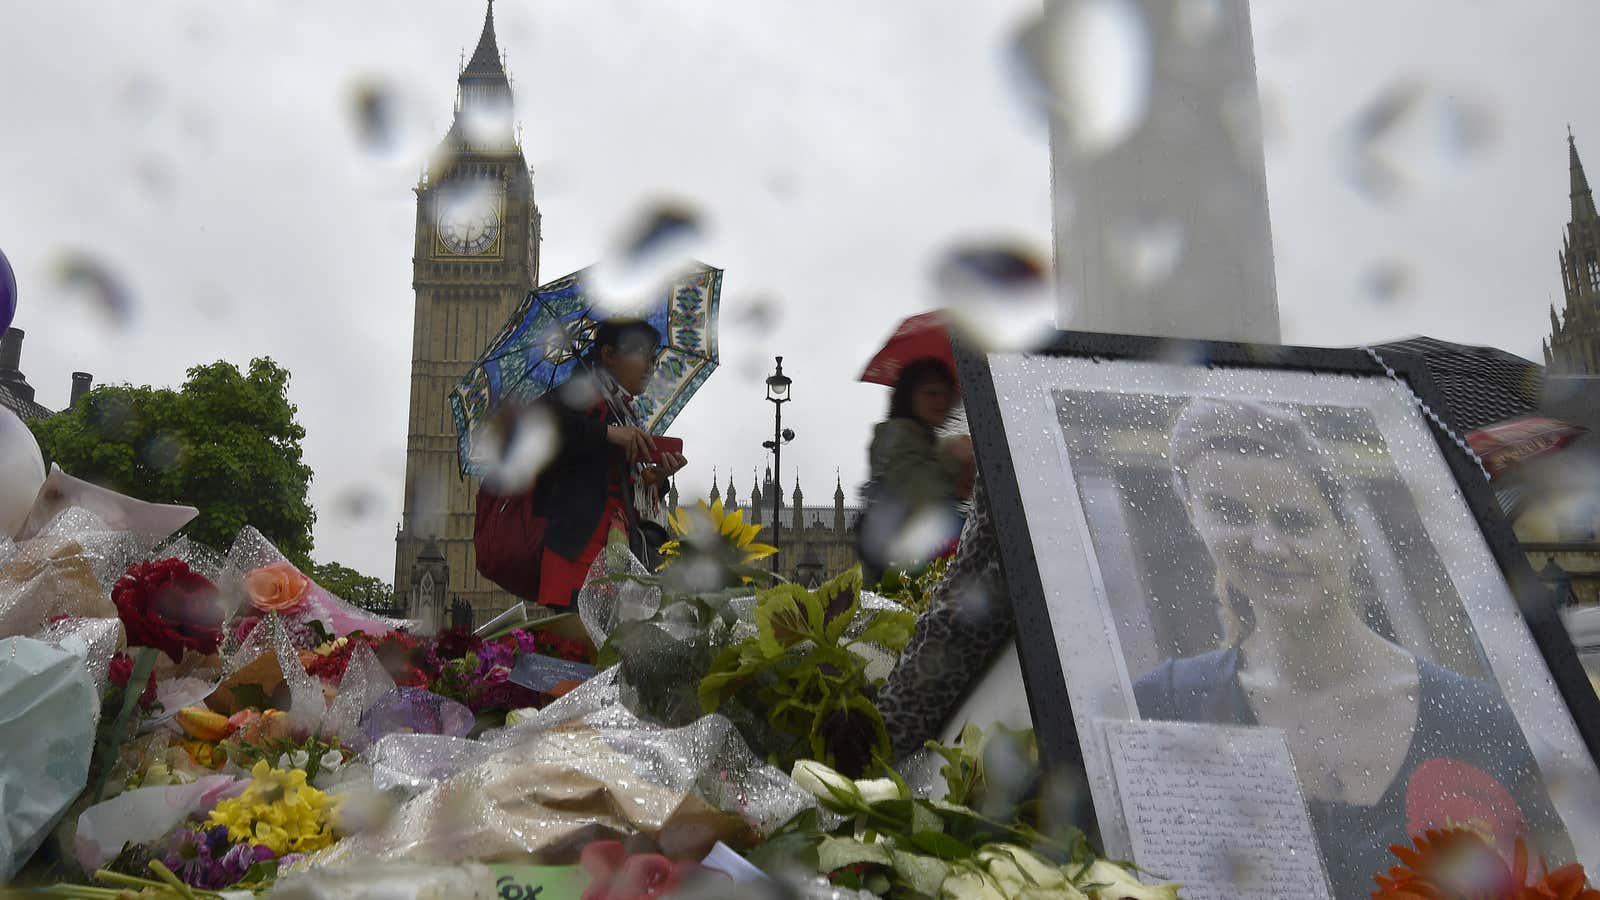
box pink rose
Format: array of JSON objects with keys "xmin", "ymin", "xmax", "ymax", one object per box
[{"xmin": 245, "ymin": 562, "xmax": 311, "ymax": 614}]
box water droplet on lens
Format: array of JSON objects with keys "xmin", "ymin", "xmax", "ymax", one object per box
[
  {"xmin": 345, "ymin": 76, "xmax": 430, "ymax": 165},
  {"xmin": 1109, "ymin": 211, "xmax": 1186, "ymax": 289},
  {"xmin": 1363, "ymin": 259, "xmax": 1415, "ymax": 306},
  {"xmin": 51, "ymin": 251, "xmax": 135, "ymax": 331},
  {"xmin": 1008, "ymin": 0, "xmax": 1152, "ymax": 155},
  {"xmin": 933, "ymin": 240, "xmax": 1057, "ymax": 352},
  {"xmin": 474, "ymin": 405, "xmax": 558, "ymax": 494},
  {"xmin": 584, "ymin": 200, "xmax": 706, "ymax": 316},
  {"xmin": 1174, "ymin": 0, "xmax": 1226, "ymax": 45},
  {"xmin": 1345, "ymin": 80, "xmax": 1500, "ymax": 202}
]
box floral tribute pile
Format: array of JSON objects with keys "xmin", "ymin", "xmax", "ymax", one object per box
[{"xmin": 1, "ymin": 499, "xmax": 1593, "ymax": 899}]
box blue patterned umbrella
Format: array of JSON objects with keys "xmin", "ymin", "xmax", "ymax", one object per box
[{"xmin": 450, "ymin": 264, "xmax": 722, "ymax": 476}]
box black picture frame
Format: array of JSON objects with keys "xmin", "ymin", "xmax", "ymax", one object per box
[{"xmin": 954, "ymin": 330, "xmax": 1600, "ymax": 815}]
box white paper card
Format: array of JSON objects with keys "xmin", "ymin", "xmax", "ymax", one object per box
[{"xmin": 1107, "ymin": 720, "xmax": 1333, "ymax": 900}]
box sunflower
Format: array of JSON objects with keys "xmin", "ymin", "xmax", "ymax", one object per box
[{"xmin": 658, "ymin": 499, "xmax": 778, "ymax": 571}]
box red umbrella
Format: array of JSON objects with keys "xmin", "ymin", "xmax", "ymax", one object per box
[
  {"xmin": 859, "ymin": 311, "xmax": 955, "ymax": 386},
  {"xmin": 1466, "ymin": 416, "xmax": 1588, "ymax": 478}
]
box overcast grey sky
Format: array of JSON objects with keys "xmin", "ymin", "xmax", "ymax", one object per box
[{"xmin": 2, "ymin": 1, "xmax": 1595, "ymax": 581}]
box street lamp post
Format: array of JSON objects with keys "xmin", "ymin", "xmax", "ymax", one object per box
[{"xmin": 763, "ymin": 357, "xmax": 794, "ymax": 574}]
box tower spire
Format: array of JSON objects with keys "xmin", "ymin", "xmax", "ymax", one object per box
[
  {"xmin": 464, "ymin": 0, "xmax": 505, "ymax": 78},
  {"xmin": 1571, "ymin": 127, "xmax": 1597, "ymax": 222},
  {"xmin": 451, "ymin": 0, "xmax": 514, "ymax": 150}
]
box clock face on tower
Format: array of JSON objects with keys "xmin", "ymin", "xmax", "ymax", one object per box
[{"xmin": 435, "ymin": 184, "xmax": 504, "ymax": 257}]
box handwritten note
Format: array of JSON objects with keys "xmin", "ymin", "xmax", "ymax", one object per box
[{"xmin": 1107, "ymin": 720, "xmax": 1333, "ymax": 900}]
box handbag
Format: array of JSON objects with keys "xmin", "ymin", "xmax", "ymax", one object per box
[{"xmin": 474, "ymin": 483, "xmax": 547, "ymax": 602}]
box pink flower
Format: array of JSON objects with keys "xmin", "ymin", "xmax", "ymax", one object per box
[{"xmin": 245, "ymin": 562, "xmax": 311, "ymax": 614}]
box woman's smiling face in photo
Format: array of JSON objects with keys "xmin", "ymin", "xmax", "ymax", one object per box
[{"xmin": 1185, "ymin": 450, "xmax": 1353, "ymax": 626}]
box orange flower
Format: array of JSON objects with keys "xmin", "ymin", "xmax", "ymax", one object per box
[
  {"xmin": 245, "ymin": 562, "xmax": 311, "ymax": 613},
  {"xmin": 1374, "ymin": 829, "xmax": 1600, "ymax": 900}
]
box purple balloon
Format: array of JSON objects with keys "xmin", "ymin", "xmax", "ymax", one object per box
[{"xmin": 0, "ymin": 248, "xmax": 13, "ymax": 335}]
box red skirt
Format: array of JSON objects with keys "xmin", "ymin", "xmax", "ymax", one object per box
[{"xmin": 537, "ymin": 497, "xmax": 627, "ymax": 609}]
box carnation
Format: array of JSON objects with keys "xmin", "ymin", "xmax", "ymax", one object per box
[{"xmin": 113, "ymin": 558, "xmax": 224, "ymax": 663}]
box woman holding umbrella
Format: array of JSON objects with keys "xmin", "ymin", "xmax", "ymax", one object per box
[
  {"xmin": 858, "ymin": 357, "xmax": 974, "ymax": 585},
  {"xmin": 476, "ymin": 318, "xmax": 688, "ymax": 610}
]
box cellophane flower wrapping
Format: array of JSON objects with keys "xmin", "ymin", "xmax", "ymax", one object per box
[
  {"xmin": 0, "ymin": 636, "xmax": 101, "ymax": 882},
  {"xmin": 309, "ymin": 666, "xmax": 815, "ymax": 870},
  {"xmin": 0, "ymin": 508, "xmax": 143, "ymax": 641},
  {"xmin": 220, "ymin": 527, "xmax": 413, "ymax": 639}
]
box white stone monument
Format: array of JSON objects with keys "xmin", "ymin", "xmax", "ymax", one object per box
[{"xmin": 945, "ymin": 0, "xmax": 1281, "ymax": 743}]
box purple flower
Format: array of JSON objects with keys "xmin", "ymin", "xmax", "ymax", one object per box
[
  {"xmin": 164, "ymin": 828, "xmax": 217, "ymax": 887},
  {"xmin": 476, "ymin": 641, "xmax": 517, "ymax": 672},
  {"xmin": 164, "ymin": 825, "xmax": 277, "ymax": 890},
  {"xmin": 510, "ymin": 629, "xmax": 542, "ymax": 656},
  {"xmin": 219, "ymin": 840, "xmax": 275, "ymax": 880}
]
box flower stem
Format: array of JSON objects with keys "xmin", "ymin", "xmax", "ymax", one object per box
[
  {"xmin": 148, "ymin": 859, "xmax": 200, "ymax": 900},
  {"xmin": 85, "ymin": 646, "xmax": 160, "ymax": 804}
]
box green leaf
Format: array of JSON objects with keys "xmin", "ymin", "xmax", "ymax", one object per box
[
  {"xmin": 887, "ymin": 848, "xmax": 952, "ymax": 897},
  {"xmin": 907, "ymin": 830, "xmax": 974, "ymax": 861},
  {"xmin": 856, "ymin": 609, "xmax": 916, "ymax": 653},
  {"xmin": 818, "ymin": 566, "xmax": 864, "ymax": 645},
  {"xmin": 817, "ymin": 836, "xmax": 892, "ymax": 872},
  {"xmin": 910, "ymin": 801, "xmax": 945, "ymax": 835},
  {"xmin": 753, "ymin": 585, "xmax": 821, "ymax": 653}
]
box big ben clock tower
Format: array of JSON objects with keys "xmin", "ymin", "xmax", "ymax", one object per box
[{"xmin": 396, "ymin": 0, "xmax": 540, "ymax": 628}]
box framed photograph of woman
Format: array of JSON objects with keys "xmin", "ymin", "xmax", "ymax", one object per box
[{"xmin": 957, "ymin": 332, "xmax": 1600, "ymax": 899}]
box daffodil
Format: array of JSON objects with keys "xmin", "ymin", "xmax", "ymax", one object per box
[
  {"xmin": 658, "ymin": 499, "xmax": 778, "ymax": 572},
  {"xmin": 206, "ymin": 760, "xmax": 337, "ymax": 856}
]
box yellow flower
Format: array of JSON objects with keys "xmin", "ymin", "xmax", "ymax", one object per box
[
  {"xmin": 659, "ymin": 499, "xmax": 778, "ymax": 569},
  {"xmin": 180, "ymin": 740, "xmax": 224, "ymax": 770},
  {"xmin": 206, "ymin": 760, "xmax": 337, "ymax": 855},
  {"xmin": 314, "ymin": 636, "xmax": 350, "ymax": 656}
]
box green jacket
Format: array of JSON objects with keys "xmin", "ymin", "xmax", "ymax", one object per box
[{"xmin": 868, "ymin": 418, "xmax": 962, "ymax": 510}]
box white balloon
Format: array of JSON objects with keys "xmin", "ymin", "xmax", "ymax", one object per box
[{"xmin": 0, "ymin": 408, "xmax": 46, "ymax": 539}]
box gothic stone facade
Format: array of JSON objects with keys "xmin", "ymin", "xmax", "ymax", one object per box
[
  {"xmin": 396, "ymin": 3, "xmax": 542, "ymax": 627},
  {"xmin": 686, "ymin": 470, "xmax": 862, "ymax": 588},
  {"xmin": 1527, "ymin": 130, "xmax": 1600, "ymax": 606},
  {"xmin": 1546, "ymin": 130, "xmax": 1600, "ymax": 376}
]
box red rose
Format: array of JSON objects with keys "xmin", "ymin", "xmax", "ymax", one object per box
[
  {"xmin": 112, "ymin": 558, "xmax": 224, "ymax": 663},
  {"xmin": 108, "ymin": 651, "xmax": 158, "ymax": 709},
  {"xmin": 1406, "ymin": 757, "xmax": 1527, "ymax": 859}
]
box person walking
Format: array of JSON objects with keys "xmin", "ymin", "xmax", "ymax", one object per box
[
  {"xmin": 857, "ymin": 358, "xmax": 972, "ymax": 586},
  {"xmin": 474, "ymin": 318, "xmax": 687, "ymax": 610}
]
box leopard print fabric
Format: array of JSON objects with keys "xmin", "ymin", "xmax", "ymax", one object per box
[{"xmin": 878, "ymin": 477, "xmax": 1014, "ymax": 761}]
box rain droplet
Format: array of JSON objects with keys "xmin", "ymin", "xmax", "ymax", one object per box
[
  {"xmin": 583, "ymin": 200, "xmax": 706, "ymax": 316},
  {"xmin": 1345, "ymin": 81, "xmax": 1501, "ymax": 202},
  {"xmin": 731, "ymin": 295, "xmax": 782, "ymax": 333},
  {"xmin": 331, "ymin": 485, "xmax": 384, "ymax": 521},
  {"xmin": 1174, "ymin": 0, "xmax": 1226, "ymax": 45},
  {"xmin": 51, "ymin": 251, "xmax": 135, "ymax": 331},
  {"xmin": 1109, "ymin": 211, "xmax": 1186, "ymax": 290},
  {"xmin": 1009, "ymin": 0, "xmax": 1153, "ymax": 155},
  {"xmin": 140, "ymin": 433, "xmax": 189, "ymax": 472},
  {"xmin": 345, "ymin": 76, "xmax": 430, "ymax": 164},
  {"xmin": 933, "ymin": 240, "xmax": 1057, "ymax": 352},
  {"xmin": 1362, "ymin": 260, "xmax": 1415, "ymax": 306},
  {"xmin": 473, "ymin": 404, "xmax": 558, "ymax": 494}
]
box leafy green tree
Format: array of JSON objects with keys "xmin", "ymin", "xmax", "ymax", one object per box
[
  {"xmin": 27, "ymin": 358, "xmax": 317, "ymax": 568},
  {"xmin": 310, "ymin": 561, "xmax": 396, "ymax": 611}
]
